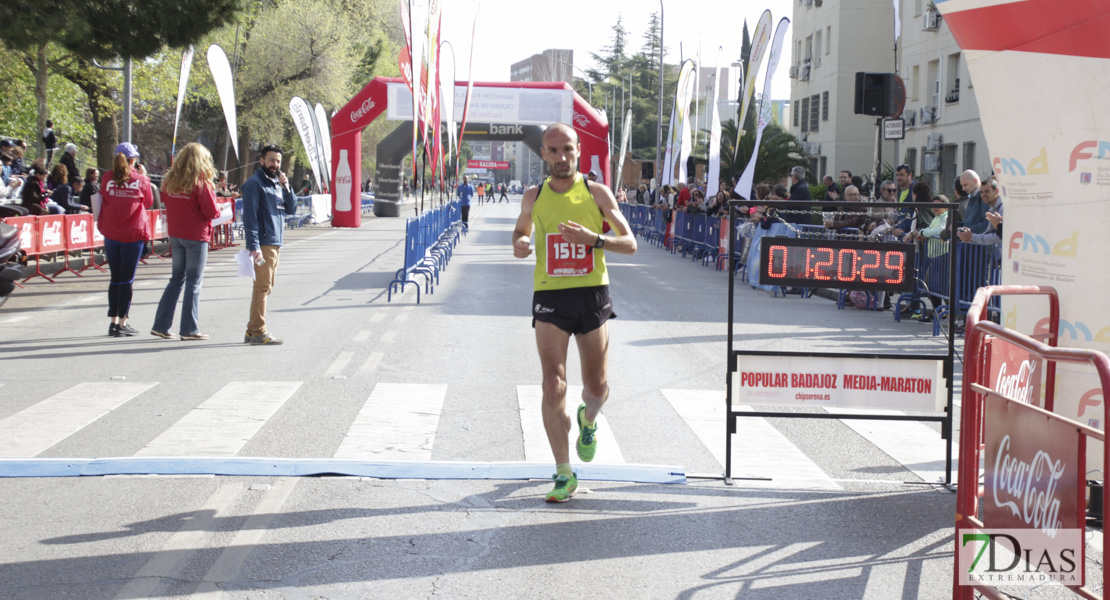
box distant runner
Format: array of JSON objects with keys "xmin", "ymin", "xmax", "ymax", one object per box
[{"xmin": 511, "ymin": 122, "xmax": 637, "ymax": 502}]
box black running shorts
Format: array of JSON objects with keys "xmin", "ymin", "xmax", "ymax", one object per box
[{"xmin": 531, "ymin": 285, "xmax": 616, "ymax": 335}]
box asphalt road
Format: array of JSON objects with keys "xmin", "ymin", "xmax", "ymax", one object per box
[{"xmin": 0, "ymin": 196, "xmax": 1060, "ymax": 599}]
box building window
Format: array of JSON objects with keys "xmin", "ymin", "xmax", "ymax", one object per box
[
  {"xmin": 911, "ymin": 65, "xmax": 920, "ymax": 101},
  {"xmin": 940, "ymin": 144, "xmax": 958, "ymax": 191},
  {"xmin": 945, "ymin": 53, "xmax": 961, "ymax": 103},
  {"xmin": 915, "ymin": 0, "xmax": 923, "ymax": 16},
  {"xmin": 822, "ymin": 91, "xmax": 829, "ymax": 121},
  {"xmin": 905, "ymin": 148, "xmax": 917, "ymax": 175},
  {"xmin": 963, "ymin": 142, "xmax": 976, "ymax": 171},
  {"xmin": 793, "ymin": 98, "xmax": 799, "ymax": 127},
  {"xmin": 800, "ymin": 97, "xmax": 810, "ymax": 132},
  {"xmin": 814, "ymin": 31, "xmax": 822, "ymax": 64},
  {"xmin": 819, "ymin": 156, "xmax": 827, "ymax": 179},
  {"xmin": 809, "ymin": 94, "xmax": 820, "ymax": 132},
  {"xmin": 826, "ymin": 26, "xmax": 831, "ymax": 54}
]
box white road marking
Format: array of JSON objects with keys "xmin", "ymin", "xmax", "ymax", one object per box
[
  {"xmin": 191, "ymin": 479, "xmax": 299, "ymax": 599},
  {"xmin": 0, "ymin": 315, "xmax": 31, "ymax": 324},
  {"xmin": 112, "ymin": 483, "xmax": 244, "ymax": 600},
  {"xmin": 370, "ymin": 313, "xmax": 385, "ymax": 323},
  {"xmin": 516, "ymin": 385, "xmax": 625, "ymax": 464},
  {"xmin": 361, "ymin": 352, "xmax": 384, "ymax": 372},
  {"xmin": 0, "ymin": 382, "xmax": 157, "ymax": 457},
  {"xmin": 380, "ymin": 331, "xmax": 396, "ymax": 343},
  {"xmin": 661, "ymin": 389, "xmax": 840, "ymax": 490},
  {"xmin": 333, "ymin": 383, "xmax": 447, "ymax": 460},
  {"xmin": 135, "ymin": 382, "xmax": 302, "ymax": 456},
  {"xmin": 824, "ymin": 407, "xmax": 956, "ymax": 485},
  {"xmin": 324, "ymin": 351, "xmax": 355, "ymax": 377},
  {"xmin": 353, "ymin": 330, "xmax": 371, "ymax": 343}
]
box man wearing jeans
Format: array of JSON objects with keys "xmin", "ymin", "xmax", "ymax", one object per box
[{"xmin": 241, "ymin": 145, "xmax": 297, "ymax": 345}]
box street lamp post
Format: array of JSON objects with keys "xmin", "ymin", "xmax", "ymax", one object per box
[{"xmin": 554, "ymin": 58, "xmax": 592, "ymax": 105}]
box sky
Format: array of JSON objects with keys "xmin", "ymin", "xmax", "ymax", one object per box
[{"xmin": 435, "ymin": 0, "xmax": 795, "ymax": 100}]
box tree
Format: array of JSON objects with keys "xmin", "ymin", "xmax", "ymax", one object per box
[
  {"xmin": 0, "ymin": 0, "xmax": 246, "ymax": 168},
  {"xmin": 715, "ymin": 118, "xmax": 809, "ymax": 189}
]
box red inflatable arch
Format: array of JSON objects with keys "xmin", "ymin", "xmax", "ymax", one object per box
[{"xmin": 328, "ymin": 77, "xmax": 609, "ymax": 226}]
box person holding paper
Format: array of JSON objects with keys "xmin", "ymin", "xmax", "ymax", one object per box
[
  {"xmin": 241, "ymin": 145, "xmax": 297, "ymax": 345},
  {"xmin": 151, "ymin": 143, "xmax": 222, "ymax": 341}
]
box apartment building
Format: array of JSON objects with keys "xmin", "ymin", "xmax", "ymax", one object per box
[{"xmin": 789, "ymin": 0, "xmax": 991, "ymax": 193}]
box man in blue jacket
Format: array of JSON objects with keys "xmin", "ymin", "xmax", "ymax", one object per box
[{"xmin": 242, "ymin": 145, "xmax": 297, "ymax": 345}]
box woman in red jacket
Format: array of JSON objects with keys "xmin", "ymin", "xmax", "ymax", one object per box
[
  {"xmin": 97, "ymin": 143, "xmax": 153, "ymax": 337},
  {"xmin": 150, "ymin": 143, "xmax": 221, "ymax": 340}
]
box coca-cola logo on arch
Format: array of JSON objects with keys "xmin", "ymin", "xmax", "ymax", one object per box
[{"xmin": 351, "ymin": 98, "xmax": 376, "ymax": 123}]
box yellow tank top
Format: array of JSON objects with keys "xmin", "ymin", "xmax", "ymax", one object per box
[{"xmin": 532, "ymin": 174, "xmax": 608, "ymax": 291}]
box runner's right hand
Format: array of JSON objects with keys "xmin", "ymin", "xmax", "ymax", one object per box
[{"xmin": 513, "ymin": 237, "xmax": 532, "ymax": 258}]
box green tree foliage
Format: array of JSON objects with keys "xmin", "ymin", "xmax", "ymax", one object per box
[
  {"xmin": 716, "ymin": 118, "xmax": 809, "ymax": 190},
  {"xmin": 0, "ymin": 0, "xmax": 245, "ymax": 61},
  {"xmin": 572, "ymin": 12, "xmax": 678, "ymax": 162}
]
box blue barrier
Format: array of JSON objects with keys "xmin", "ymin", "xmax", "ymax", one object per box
[{"xmin": 388, "ymin": 201, "xmax": 466, "ymax": 303}]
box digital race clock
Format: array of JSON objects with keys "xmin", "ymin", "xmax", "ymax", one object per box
[{"xmin": 758, "ymin": 237, "xmax": 916, "ymax": 292}]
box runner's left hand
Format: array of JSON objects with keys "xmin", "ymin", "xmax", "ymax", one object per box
[{"xmin": 557, "ymin": 220, "xmax": 595, "ymax": 245}]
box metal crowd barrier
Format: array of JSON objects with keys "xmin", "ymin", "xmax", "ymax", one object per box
[{"xmin": 387, "ymin": 201, "xmax": 466, "ymax": 303}]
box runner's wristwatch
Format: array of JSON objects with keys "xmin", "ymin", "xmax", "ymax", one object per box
[{"xmin": 594, "ymin": 234, "xmax": 606, "ymax": 249}]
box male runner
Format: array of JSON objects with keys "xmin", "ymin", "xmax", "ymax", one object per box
[{"xmin": 511, "ymin": 122, "xmax": 637, "ymax": 502}]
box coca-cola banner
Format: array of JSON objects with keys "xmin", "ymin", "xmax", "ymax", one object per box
[
  {"xmin": 6, "ymin": 216, "xmax": 36, "ymax": 256},
  {"xmin": 984, "ymin": 394, "xmax": 1082, "ymax": 534},
  {"xmin": 988, "ymin": 338, "xmax": 1044, "ymax": 407},
  {"xmin": 467, "ymin": 160, "xmax": 509, "ymax": 170},
  {"xmin": 36, "ymin": 215, "xmax": 66, "ymax": 254},
  {"xmin": 732, "ymin": 354, "xmax": 945, "ymax": 411},
  {"xmin": 65, "ymin": 214, "xmax": 93, "ymax": 251}
]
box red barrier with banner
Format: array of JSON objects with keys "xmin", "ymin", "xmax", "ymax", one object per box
[
  {"xmin": 53, "ymin": 214, "xmax": 95, "ymax": 277},
  {"xmin": 5, "ymin": 216, "xmax": 36, "ymax": 257},
  {"xmin": 23, "ymin": 215, "xmax": 65, "ymax": 282},
  {"xmin": 78, "ymin": 216, "xmax": 108, "ymax": 274},
  {"xmin": 142, "ymin": 210, "xmax": 168, "ymax": 262}
]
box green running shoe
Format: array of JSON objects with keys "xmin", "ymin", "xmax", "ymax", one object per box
[
  {"xmin": 545, "ymin": 473, "xmax": 578, "ymax": 503},
  {"xmin": 576, "ymin": 403, "xmax": 598, "ymax": 462}
]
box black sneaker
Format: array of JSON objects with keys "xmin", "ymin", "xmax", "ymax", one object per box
[
  {"xmin": 249, "ymin": 333, "xmax": 283, "ymax": 345},
  {"xmin": 108, "ymin": 323, "xmax": 122, "ymax": 337},
  {"xmin": 117, "ymin": 323, "xmax": 139, "ymax": 336}
]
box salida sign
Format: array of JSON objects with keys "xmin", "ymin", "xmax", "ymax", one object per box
[{"xmin": 467, "ymin": 160, "xmax": 510, "ymax": 170}]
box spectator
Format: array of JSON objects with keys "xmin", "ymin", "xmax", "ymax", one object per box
[
  {"xmin": 655, "ymin": 184, "xmax": 674, "ymax": 209},
  {"xmin": 476, "ymin": 182, "xmax": 485, "ymax": 203},
  {"xmin": 706, "ymin": 189, "xmax": 729, "ymax": 217},
  {"xmin": 784, "ymin": 165, "xmax": 811, "ymax": 224},
  {"xmin": 820, "ymin": 175, "xmax": 839, "ymax": 204},
  {"xmin": 9, "ymin": 144, "xmax": 28, "ymax": 176},
  {"xmin": 21, "ymin": 160, "xmax": 62, "ymax": 215},
  {"xmin": 98, "ymin": 142, "xmax": 154, "ymax": 337},
  {"xmin": 895, "ymin": 163, "xmax": 916, "ymax": 203},
  {"xmin": 634, "ymin": 183, "xmax": 649, "ymax": 205},
  {"xmin": 824, "ymin": 185, "xmax": 867, "ymax": 231},
  {"xmin": 151, "ymin": 142, "xmax": 222, "ymax": 341},
  {"xmin": 909, "ymin": 194, "xmax": 950, "ymax": 244},
  {"xmin": 685, "ymin": 189, "xmax": 706, "ymax": 214},
  {"xmin": 616, "ymin": 186, "xmax": 628, "ymax": 203},
  {"xmin": 295, "ymin": 172, "xmax": 312, "ymax": 196},
  {"xmin": 587, "ymin": 169, "xmax": 600, "ymax": 183},
  {"xmin": 42, "ymin": 120, "xmax": 57, "ymax": 165},
  {"xmin": 79, "ymin": 167, "xmax": 99, "ymax": 212},
  {"xmin": 957, "ymin": 178, "xmax": 1003, "ymax": 245},
  {"xmin": 49, "ymin": 164, "xmax": 88, "ymax": 214},
  {"xmin": 839, "ymin": 170, "xmax": 852, "ymax": 191},
  {"xmin": 674, "ymin": 181, "xmax": 690, "ymax": 210},
  {"xmin": 216, "ymin": 171, "xmax": 240, "ymax": 199},
  {"xmin": 0, "ymin": 154, "xmax": 21, "ymax": 199},
  {"xmin": 59, "ymin": 144, "xmax": 79, "ymax": 184},
  {"xmin": 912, "ymin": 180, "xmax": 933, "ymax": 229},
  {"xmin": 959, "ymin": 169, "xmax": 989, "ymax": 234},
  {"xmin": 866, "ymin": 180, "xmax": 913, "ymax": 239}
]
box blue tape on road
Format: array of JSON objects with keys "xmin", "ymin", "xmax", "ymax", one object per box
[{"xmin": 0, "ymin": 458, "xmax": 687, "ymax": 484}]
